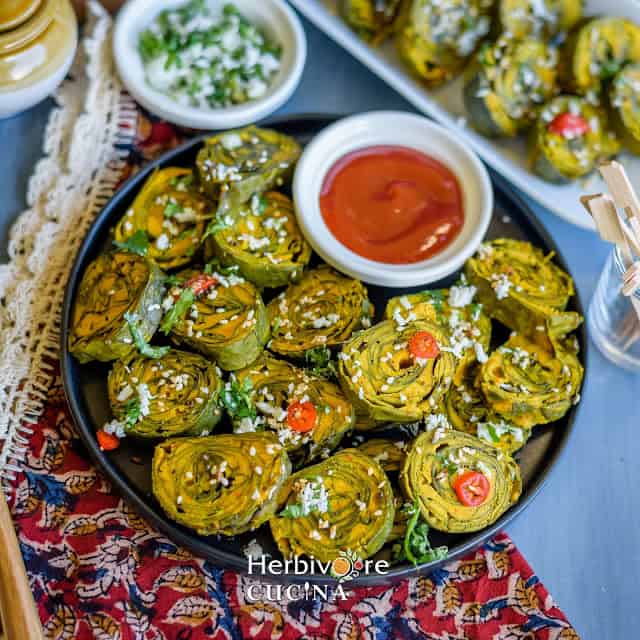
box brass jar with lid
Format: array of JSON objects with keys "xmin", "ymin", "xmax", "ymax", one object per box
[{"xmin": 0, "ymin": 0, "xmax": 77, "ymax": 118}]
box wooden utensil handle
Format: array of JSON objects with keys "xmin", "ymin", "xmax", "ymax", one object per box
[{"xmin": 0, "ymin": 492, "xmax": 44, "ymax": 640}]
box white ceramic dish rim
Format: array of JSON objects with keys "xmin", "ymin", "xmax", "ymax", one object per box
[
  {"xmin": 288, "ymin": 0, "xmax": 640, "ymax": 231},
  {"xmin": 113, "ymin": 0, "xmax": 306, "ymax": 129},
  {"xmin": 293, "ymin": 111, "xmax": 493, "ymax": 287}
]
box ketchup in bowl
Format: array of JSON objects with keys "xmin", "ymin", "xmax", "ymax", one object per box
[{"xmin": 319, "ymin": 145, "xmax": 464, "ymax": 265}]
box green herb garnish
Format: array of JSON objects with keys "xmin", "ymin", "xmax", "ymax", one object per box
[
  {"xmin": 124, "ymin": 312, "xmax": 169, "ymax": 359},
  {"xmin": 304, "ymin": 346, "xmax": 337, "ymax": 381},
  {"xmin": 392, "ymin": 501, "xmax": 448, "ymax": 566},
  {"xmin": 219, "ymin": 376, "xmax": 256, "ymax": 420},
  {"xmin": 160, "ymin": 287, "xmax": 195, "ymax": 335},
  {"xmin": 113, "ymin": 230, "xmax": 150, "ymax": 256}
]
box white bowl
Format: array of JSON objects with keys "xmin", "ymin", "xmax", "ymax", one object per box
[
  {"xmin": 113, "ymin": 0, "xmax": 306, "ymax": 129},
  {"xmin": 293, "ymin": 111, "xmax": 493, "ymax": 287}
]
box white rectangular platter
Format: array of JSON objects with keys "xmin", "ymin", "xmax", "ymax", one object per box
[{"xmin": 289, "ymin": 0, "xmax": 640, "ymax": 229}]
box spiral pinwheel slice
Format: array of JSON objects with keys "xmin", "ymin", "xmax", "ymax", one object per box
[
  {"xmin": 499, "ymin": 0, "xmax": 582, "ymax": 40},
  {"xmin": 443, "ymin": 362, "xmax": 531, "ymax": 455},
  {"xmin": 464, "ymin": 238, "xmax": 581, "ymax": 339},
  {"xmin": 107, "ymin": 349, "xmax": 223, "ymax": 439},
  {"xmin": 610, "ymin": 64, "xmax": 640, "ymax": 155},
  {"xmin": 563, "ymin": 17, "xmax": 640, "ymax": 97},
  {"xmin": 385, "ymin": 280, "xmax": 491, "ymax": 371},
  {"xmin": 267, "ymin": 266, "xmax": 374, "ymax": 358},
  {"xmin": 163, "ymin": 265, "xmax": 270, "ymax": 370},
  {"xmin": 529, "ymin": 96, "xmax": 620, "ymax": 183},
  {"xmin": 204, "ymin": 191, "xmax": 311, "ymax": 288},
  {"xmin": 357, "ymin": 438, "xmax": 408, "ymax": 473},
  {"xmin": 196, "ymin": 126, "xmax": 301, "ymax": 216},
  {"xmin": 270, "ymin": 449, "xmax": 394, "ymax": 561},
  {"xmin": 464, "ymin": 36, "xmax": 558, "ymax": 138},
  {"xmin": 396, "ymin": 0, "xmax": 493, "ymax": 88},
  {"xmin": 152, "ymin": 433, "xmax": 291, "ymax": 536},
  {"xmin": 340, "ymin": 0, "xmax": 404, "ymax": 44},
  {"xmin": 479, "ymin": 331, "xmax": 583, "ymax": 428},
  {"xmin": 68, "ymin": 251, "xmax": 165, "ymax": 363},
  {"xmin": 114, "ymin": 168, "xmax": 213, "ymax": 270},
  {"xmin": 401, "ymin": 429, "xmax": 522, "ymax": 533},
  {"xmin": 337, "ymin": 318, "xmax": 456, "ymax": 429},
  {"xmin": 230, "ymin": 354, "xmax": 355, "ymax": 464}
]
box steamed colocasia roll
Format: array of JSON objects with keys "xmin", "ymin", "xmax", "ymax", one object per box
[
  {"xmin": 340, "ymin": 0, "xmax": 405, "ymax": 44},
  {"xmin": 337, "ymin": 317, "xmax": 456, "ymax": 429},
  {"xmin": 443, "ymin": 361, "xmax": 531, "ymax": 454},
  {"xmin": 107, "ymin": 349, "xmax": 223, "ymax": 439},
  {"xmin": 230, "ymin": 354, "xmax": 355, "ymax": 464},
  {"xmin": 464, "ymin": 238, "xmax": 581, "ymax": 339},
  {"xmin": 463, "ymin": 36, "xmax": 558, "ymax": 138},
  {"xmin": 396, "ymin": 0, "xmax": 494, "ymax": 88},
  {"xmin": 499, "ymin": 0, "xmax": 582, "ymax": 40},
  {"xmin": 113, "ymin": 168, "xmax": 213, "ymax": 270},
  {"xmin": 401, "ymin": 428, "xmax": 522, "ymax": 533},
  {"xmin": 562, "ymin": 17, "xmax": 640, "ymax": 98},
  {"xmin": 68, "ymin": 251, "xmax": 165, "ymax": 363},
  {"xmin": 385, "ymin": 279, "xmax": 492, "ymax": 372},
  {"xmin": 152, "ymin": 433, "xmax": 291, "ymax": 536},
  {"xmin": 610, "ymin": 64, "xmax": 640, "ymax": 155},
  {"xmin": 267, "ymin": 266, "xmax": 374, "ymax": 358},
  {"xmin": 161, "ymin": 264, "xmax": 270, "ymax": 370},
  {"xmin": 479, "ymin": 315, "xmax": 583, "ymax": 428},
  {"xmin": 270, "ymin": 449, "xmax": 395, "ymax": 561},
  {"xmin": 196, "ymin": 126, "xmax": 301, "ymax": 216},
  {"xmin": 204, "ymin": 190, "xmax": 311, "ymax": 288},
  {"xmin": 529, "ymin": 96, "xmax": 620, "ymax": 183}
]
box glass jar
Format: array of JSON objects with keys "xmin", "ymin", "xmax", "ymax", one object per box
[
  {"xmin": 0, "ymin": 0, "xmax": 77, "ymax": 118},
  {"xmin": 588, "ymin": 246, "xmax": 640, "ymax": 371}
]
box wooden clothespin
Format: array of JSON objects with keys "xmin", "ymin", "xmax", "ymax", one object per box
[{"xmin": 598, "ymin": 160, "xmax": 640, "ymax": 250}]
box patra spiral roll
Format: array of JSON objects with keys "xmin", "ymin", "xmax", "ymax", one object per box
[
  {"xmin": 204, "ymin": 191, "xmax": 311, "ymax": 288},
  {"xmin": 152, "ymin": 433, "xmax": 291, "ymax": 536},
  {"xmin": 270, "ymin": 449, "xmax": 394, "ymax": 561},
  {"xmin": 163, "ymin": 265, "xmax": 269, "ymax": 370},
  {"xmin": 337, "ymin": 318, "xmax": 456, "ymax": 428},
  {"xmin": 107, "ymin": 348, "xmax": 223, "ymax": 439},
  {"xmin": 230, "ymin": 354, "xmax": 354, "ymax": 464},
  {"xmin": 267, "ymin": 265, "xmax": 374, "ymax": 358},
  {"xmin": 68, "ymin": 251, "xmax": 165, "ymax": 363},
  {"xmin": 401, "ymin": 429, "xmax": 522, "ymax": 533}
]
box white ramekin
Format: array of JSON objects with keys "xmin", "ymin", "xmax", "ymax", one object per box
[
  {"xmin": 113, "ymin": 0, "xmax": 306, "ymax": 129},
  {"xmin": 293, "ymin": 111, "xmax": 494, "ymax": 287}
]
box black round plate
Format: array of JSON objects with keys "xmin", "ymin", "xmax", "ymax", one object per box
[{"xmin": 60, "ymin": 114, "xmax": 587, "ymax": 586}]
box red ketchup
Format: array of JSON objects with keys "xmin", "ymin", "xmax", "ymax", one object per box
[{"xmin": 319, "ymin": 145, "xmax": 464, "ymax": 264}]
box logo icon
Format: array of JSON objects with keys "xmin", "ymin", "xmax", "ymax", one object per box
[{"xmin": 330, "ymin": 549, "xmax": 364, "ymax": 583}]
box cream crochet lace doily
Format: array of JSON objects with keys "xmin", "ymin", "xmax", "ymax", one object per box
[{"xmin": 0, "ymin": 2, "xmax": 136, "ymax": 485}]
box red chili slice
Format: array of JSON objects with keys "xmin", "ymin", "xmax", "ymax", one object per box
[
  {"xmin": 408, "ymin": 331, "xmax": 440, "ymax": 360},
  {"xmin": 97, "ymin": 430, "xmax": 120, "ymax": 451},
  {"xmin": 184, "ymin": 274, "xmax": 218, "ymax": 297},
  {"xmin": 452, "ymin": 471, "xmax": 490, "ymax": 506},
  {"xmin": 286, "ymin": 401, "xmax": 317, "ymax": 433},
  {"xmin": 548, "ymin": 113, "xmax": 590, "ymax": 137}
]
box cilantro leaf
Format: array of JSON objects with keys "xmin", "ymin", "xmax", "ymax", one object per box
[
  {"xmin": 219, "ymin": 376, "xmax": 256, "ymax": 420},
  {"xmin": 392, "ymin": 501, "xmax": 448, "ymax": 566},
  {"xmin": 486, "ymin": 423, "xmax": 501, "ymax": 443},
  {"xmin": 160, "ymin": 287, "xmax": 195, "ymax": 335},
  {"xmin": 123, "ymin": 398, "xmax": 142, "ymax": 428},
  {"xmin": 124, "ymin": 312, "xmax": 169, "ymax": 359},
  {"xmin": 163, "ymin": 200, "xmax": 183, "ymax": 217},
  {"xmin": 279, "ymin": 504, "xmax": 305, "ymax": 518},
  {"xmin": 113, "ymin": 230, "xmax": 150, "ymax": 256},
  {"xmin": 304, "ymin": 346, "xmax": 337, "ymax": 381},
  {"xmin": 203, "ymin": 215, "xmax": 230, "ymax": 239}
]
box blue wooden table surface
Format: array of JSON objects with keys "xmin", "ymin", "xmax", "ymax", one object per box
[{"xmin": 1, "ymin": 14, "xmax": 637, "ymax": 639}]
